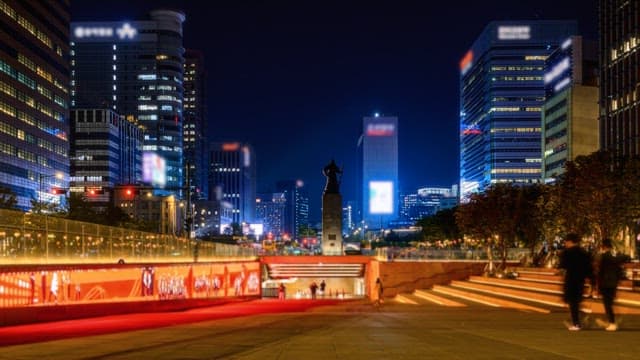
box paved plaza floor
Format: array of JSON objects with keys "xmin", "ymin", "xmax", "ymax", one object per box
[{"xmin": 2, "ymin": 299, "xmax": 639, "ymax": 359}]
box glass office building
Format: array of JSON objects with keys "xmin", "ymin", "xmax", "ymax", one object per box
[
  {"xmin": 361, "ymin": 115, "xmax": 398, "ymax": 229},
  {"xmin": 183, "ymin": 49, "xmax": 207, "ymax": 201},
  {"xmin": 599, "ymin": 0, "xmax": 640, "ymax": 156},
  {"xmin": 70, "ymin": 10, "xmax": 185, "ymax": 194},
  {"xmin": 209, "ymin": 142, "xmax": 256, "ymax": 225},
  {"xmin": 459, "ymin": 21, "xmax": 577, "ymax": 199},
  {"xmin": 542, "ymin": 36, "xmax": 598, "ymax": 183},
  {"xmin": 0, "ymin": 0, "xmax": 70, "ymax": 210}
]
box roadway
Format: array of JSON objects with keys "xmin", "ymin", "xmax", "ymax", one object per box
[{"xmin": 1, "ymin": 298, "xmax": 639, "ymax": 359}]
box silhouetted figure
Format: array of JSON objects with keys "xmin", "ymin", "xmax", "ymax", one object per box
[
  {"xmin": 323, "ymin": 159, "xmax": 342, "ymax": 194},
  {"xmin": 559, "ymin": 233, "xmax": 594, "ymax": 331},
  {"xmin": 596, "ymin": 238, "xmax": 628, "ymax": 331},
  {"xmin": 374, "ymin": 277, "xmax": 384, "ymax": 306}
]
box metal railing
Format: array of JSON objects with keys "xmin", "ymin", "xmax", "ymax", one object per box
[
  {"xmin": 374, "ymin": 247, "xmax": 531, "ymax": 262},
  {"xmin": 0, "ymin": 209, "xmax": 257, "ymax": 264}
]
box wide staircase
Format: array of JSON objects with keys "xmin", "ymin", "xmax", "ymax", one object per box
[{"xmin": 394, "ymin": 266, "xmax": 640, "ymax": 315}]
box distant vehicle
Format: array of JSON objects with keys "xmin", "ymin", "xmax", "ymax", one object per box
[{"xmin": 344, "ymin": 242, "xmax": 362, "ymax": 255}]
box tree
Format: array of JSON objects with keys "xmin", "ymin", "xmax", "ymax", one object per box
[
  {"xmin": 557, "ymin": 151, "xmax": 625, "ymax": 245},
  {"xmin": 417, "ymin": 207, "xmax": 460, "ymax": 245},
  {"xmin": 64, "ymin": 192, "xmax": 98, "ymax": 222},
  {"xmin": 457, "ymin": 183, "xmax": 540, "ymax": 272},
  {"xmin": 456, "ymin": 191, "xmax": 496, "ymax": 269},
  {"xmin": 0, "ymin": 186, "xmax": 18, "ymax": 210},
  {"xmin": 298, "ymin": 224, "xmax": 317, "ymax": 237},
  {"xmin": 515, "ymin": 184, "xmax": 545, "ymax": 257}
]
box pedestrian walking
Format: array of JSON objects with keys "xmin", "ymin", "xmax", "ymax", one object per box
[
  {"xmin": 310, "ymin": 281, "xmax": 318, "ymax": 299},
  {"xmin": 278, "ymin": 282, "xmax": 286, "ymax": 300},
  {"xmin": 558, "ymin": 233, "xmax": 594, "ymax": 331},
  {"xmin": 320, "ymin": 280, "xmax": 326, "ymax": 297},
  {"xmin": 374, "ymin": 277, "xmax": 384, "ymax": 306},
  {"xmin": 595, "ymin": 238, "xmax": 627, "ymax": 331}
]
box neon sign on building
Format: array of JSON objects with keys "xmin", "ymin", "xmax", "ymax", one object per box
[
  {"xmin": 73, "ymin": 23, "xmax": 138, "ymax": 40},
  {"xmin": 498, "ymin": 26, "xmax": 531, "ymax": 40},
  {"xmin": 366, "ymin": 123, "xmax": 395, "ymax": 136}
]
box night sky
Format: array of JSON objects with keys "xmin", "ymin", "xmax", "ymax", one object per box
[{"xmin": 70, "ymin": 1, "xmax": 597, "ymax": 222}]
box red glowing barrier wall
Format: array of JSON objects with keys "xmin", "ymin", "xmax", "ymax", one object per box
[{"xmin": 0, "ymin": 261, "xmax": 260, "ymax": 308}]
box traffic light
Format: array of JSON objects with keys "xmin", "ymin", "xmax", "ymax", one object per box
[
  {"xmin": 86, "ymin": 188, "xmax": 104, "ymax": 196},
  {"xmin": 50, "ymin": 187, "xmax": 66, "ymax": 195}
]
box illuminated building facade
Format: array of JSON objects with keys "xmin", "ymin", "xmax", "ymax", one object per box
[
  {"xmin": 183, "ymin": 49, "xmax": 207, "ymax": 200},
  {"xmin": 70, "ymin": 10, "xmax": 185, "ymax": 194},
  {"xmin": 342, "ymin": 201, "xmax": 356, "ymax": 236},
  {"xmin": 256, "ymin": 192, "xmax": 286, "ymax": 237},
  {"xmin": 400, "ymin": 186, "xmax": 458, "ymax": 221},
  {"xmin": 209, "ymin": 142, "xmax": 256, "ymax": 225},
  {"xmin": 70, "ymin": 109, "xmax": 143, "ymax": 206},
  {"xmin": 459, "ymin": 21, "xmax": 577, "ymax": 199},
  {"xmin": 0, "ymin": 0, "xmax": 70, "ymax": 210},
  {"xmin": 599, "ymin": 0, "xmax": 640, "ymax": 156},
  {"xmin": 360, "ymin": 115, "xmax": 398, "ymax": 229},
  {"xmin": 542, "ymin": 36, "xmax": 598, "ymax": 183},
  {"xmin": 276, "ymin": 179, "xmax": 309, "ymax": 240}
]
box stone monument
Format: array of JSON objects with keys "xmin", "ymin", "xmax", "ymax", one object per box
[{"xmin": 321, "ymin": 159, "xmax": 343, "ymax": 255}]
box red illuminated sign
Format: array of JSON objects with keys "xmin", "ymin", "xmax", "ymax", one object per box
[
  {"xmin": 366, "ymin": 123, "xmax": 395, "ymax": 136},
  {"xmin": 460, "ymin": 50, "xmax": 473, "ymax": 74},
  {"xmin": 222, "ymin": 143, "xmax": 240, "ymax": 151}
]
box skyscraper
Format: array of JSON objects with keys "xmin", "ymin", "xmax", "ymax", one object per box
[
  {"xmin": 70, "ymin": 10, "xmax": 185, "ymax": 193},
  {"xmin": 276, "ymin": 179, "xmax": 309, "ymax": 240},
  {"xmin": 255, "ymin": 192, "xmax": 286, "ymax": 237},
  {"xmin": 400, "ymin": 186, "xmax": 458, "ymax": 222},
  {"xmin": 459, "ymin": 21, "xmax": 577, "ymax": 199},
  {"xmin": 209, "ymin": 142, "xmax": 256, "ymax": 225},
  {"xmin": 360, "ymin": 114, "xmax": 398, "ymax": 229},
  {"xmin": 0, "ymin": 0, "xmax": 70, "ymax": 210},
  {"xmin": 599, "ymin": 0, "xmax": 640, "ymax": 156},
  {"xmin": 69, "ymin": 109, "xmax": 143, "ymax": 206},
  {"xmin": 542, "ymin": 36, "xmax": 598, "ymax": 183},
  {"xmin": 183, "ymin": 49, "xmax": 207, "ymax": 201}
]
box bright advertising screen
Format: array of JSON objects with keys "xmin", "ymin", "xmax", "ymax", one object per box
[
  {"xmin": 142, "ymin": 152, "xmax": 167, "ymax": 187},
  {"xmin": 369, "ymin": 181, "xmax": 393, "ymax": 214}
]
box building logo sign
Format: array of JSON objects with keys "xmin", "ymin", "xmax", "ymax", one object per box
[
  {"xmin": 498, "ymin": 26, "xmax": 531, "ymax": 40},
  {"xmin": 460, "ymin": 50, "xmax": 473, "ymax": 75},
  {"xmin": 73, "ymin": 23, "xmax": 138, "ymax": 40},
  {"xmin": 366, "ymin": 123, "xmax": 395, "ymax": 136}
]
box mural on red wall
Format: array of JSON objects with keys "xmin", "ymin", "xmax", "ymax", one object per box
[{"xmin": 0, "ymin": 261, "xmax": 260, "ymax": 308}]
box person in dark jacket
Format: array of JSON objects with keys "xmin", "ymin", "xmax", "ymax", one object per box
[
  {"xmin": 558, "ymin": 233, "xmax": 594, "ymax": 331},
  {"xmin": 595, "ymin": 238, "xmax": 626, "ymax": 331}
]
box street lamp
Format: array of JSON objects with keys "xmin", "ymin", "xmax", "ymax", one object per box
[{"xmin": 38, "ymin": 172, "xmax": 63, "ymax": 213}]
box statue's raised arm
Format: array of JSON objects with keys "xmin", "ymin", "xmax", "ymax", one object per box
[{"xmin": 323, "ymin": 159, "xmax": 342, "ymax": 194}]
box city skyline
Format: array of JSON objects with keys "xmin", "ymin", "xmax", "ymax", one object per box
[{"xmin": 70, "ymin": 0, "xmax": 597, "ymax": 222}]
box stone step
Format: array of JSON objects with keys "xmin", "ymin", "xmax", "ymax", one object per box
[
  {"xmin": 393, "ymin": 294, "xmax": 419, "ymax": 305},
  {"xmin": 470, "ymin": 275, "xmax": 640, "ymax": 306},
  {"xmin": 413, "ymin": 289, "xmax": 466, "ymax": 307},
  {"xmin": 469, "ymin": 276, "xmax": 562, "ymax": 295},
  {"xmin": 451, "ymin": 280, "xmax": 640, "ymax": 314},
  {"xmin": 432, "ymin": 284, "xmax": 550, "ymax": 313},
  {"xmin": 450, "ymin": 280, "xmax": 564, "ymax": 308},
  {"xmin": 509, "ymin": 267, "xmax": 559, "ymax": 276}
]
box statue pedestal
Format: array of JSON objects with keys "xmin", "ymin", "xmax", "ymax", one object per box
[{"xmin": 322, "ymin": 192, "xmax": 343, "ymax": 255}]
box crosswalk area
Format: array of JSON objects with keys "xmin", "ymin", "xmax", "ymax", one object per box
[{"xmin": 393, "ymin": 267, "xmax": 640, "ymax": 315}]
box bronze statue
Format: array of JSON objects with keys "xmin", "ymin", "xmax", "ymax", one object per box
[{"xmin": 323, "ymin": 159, "xmax": 342, "ymax": 194}]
